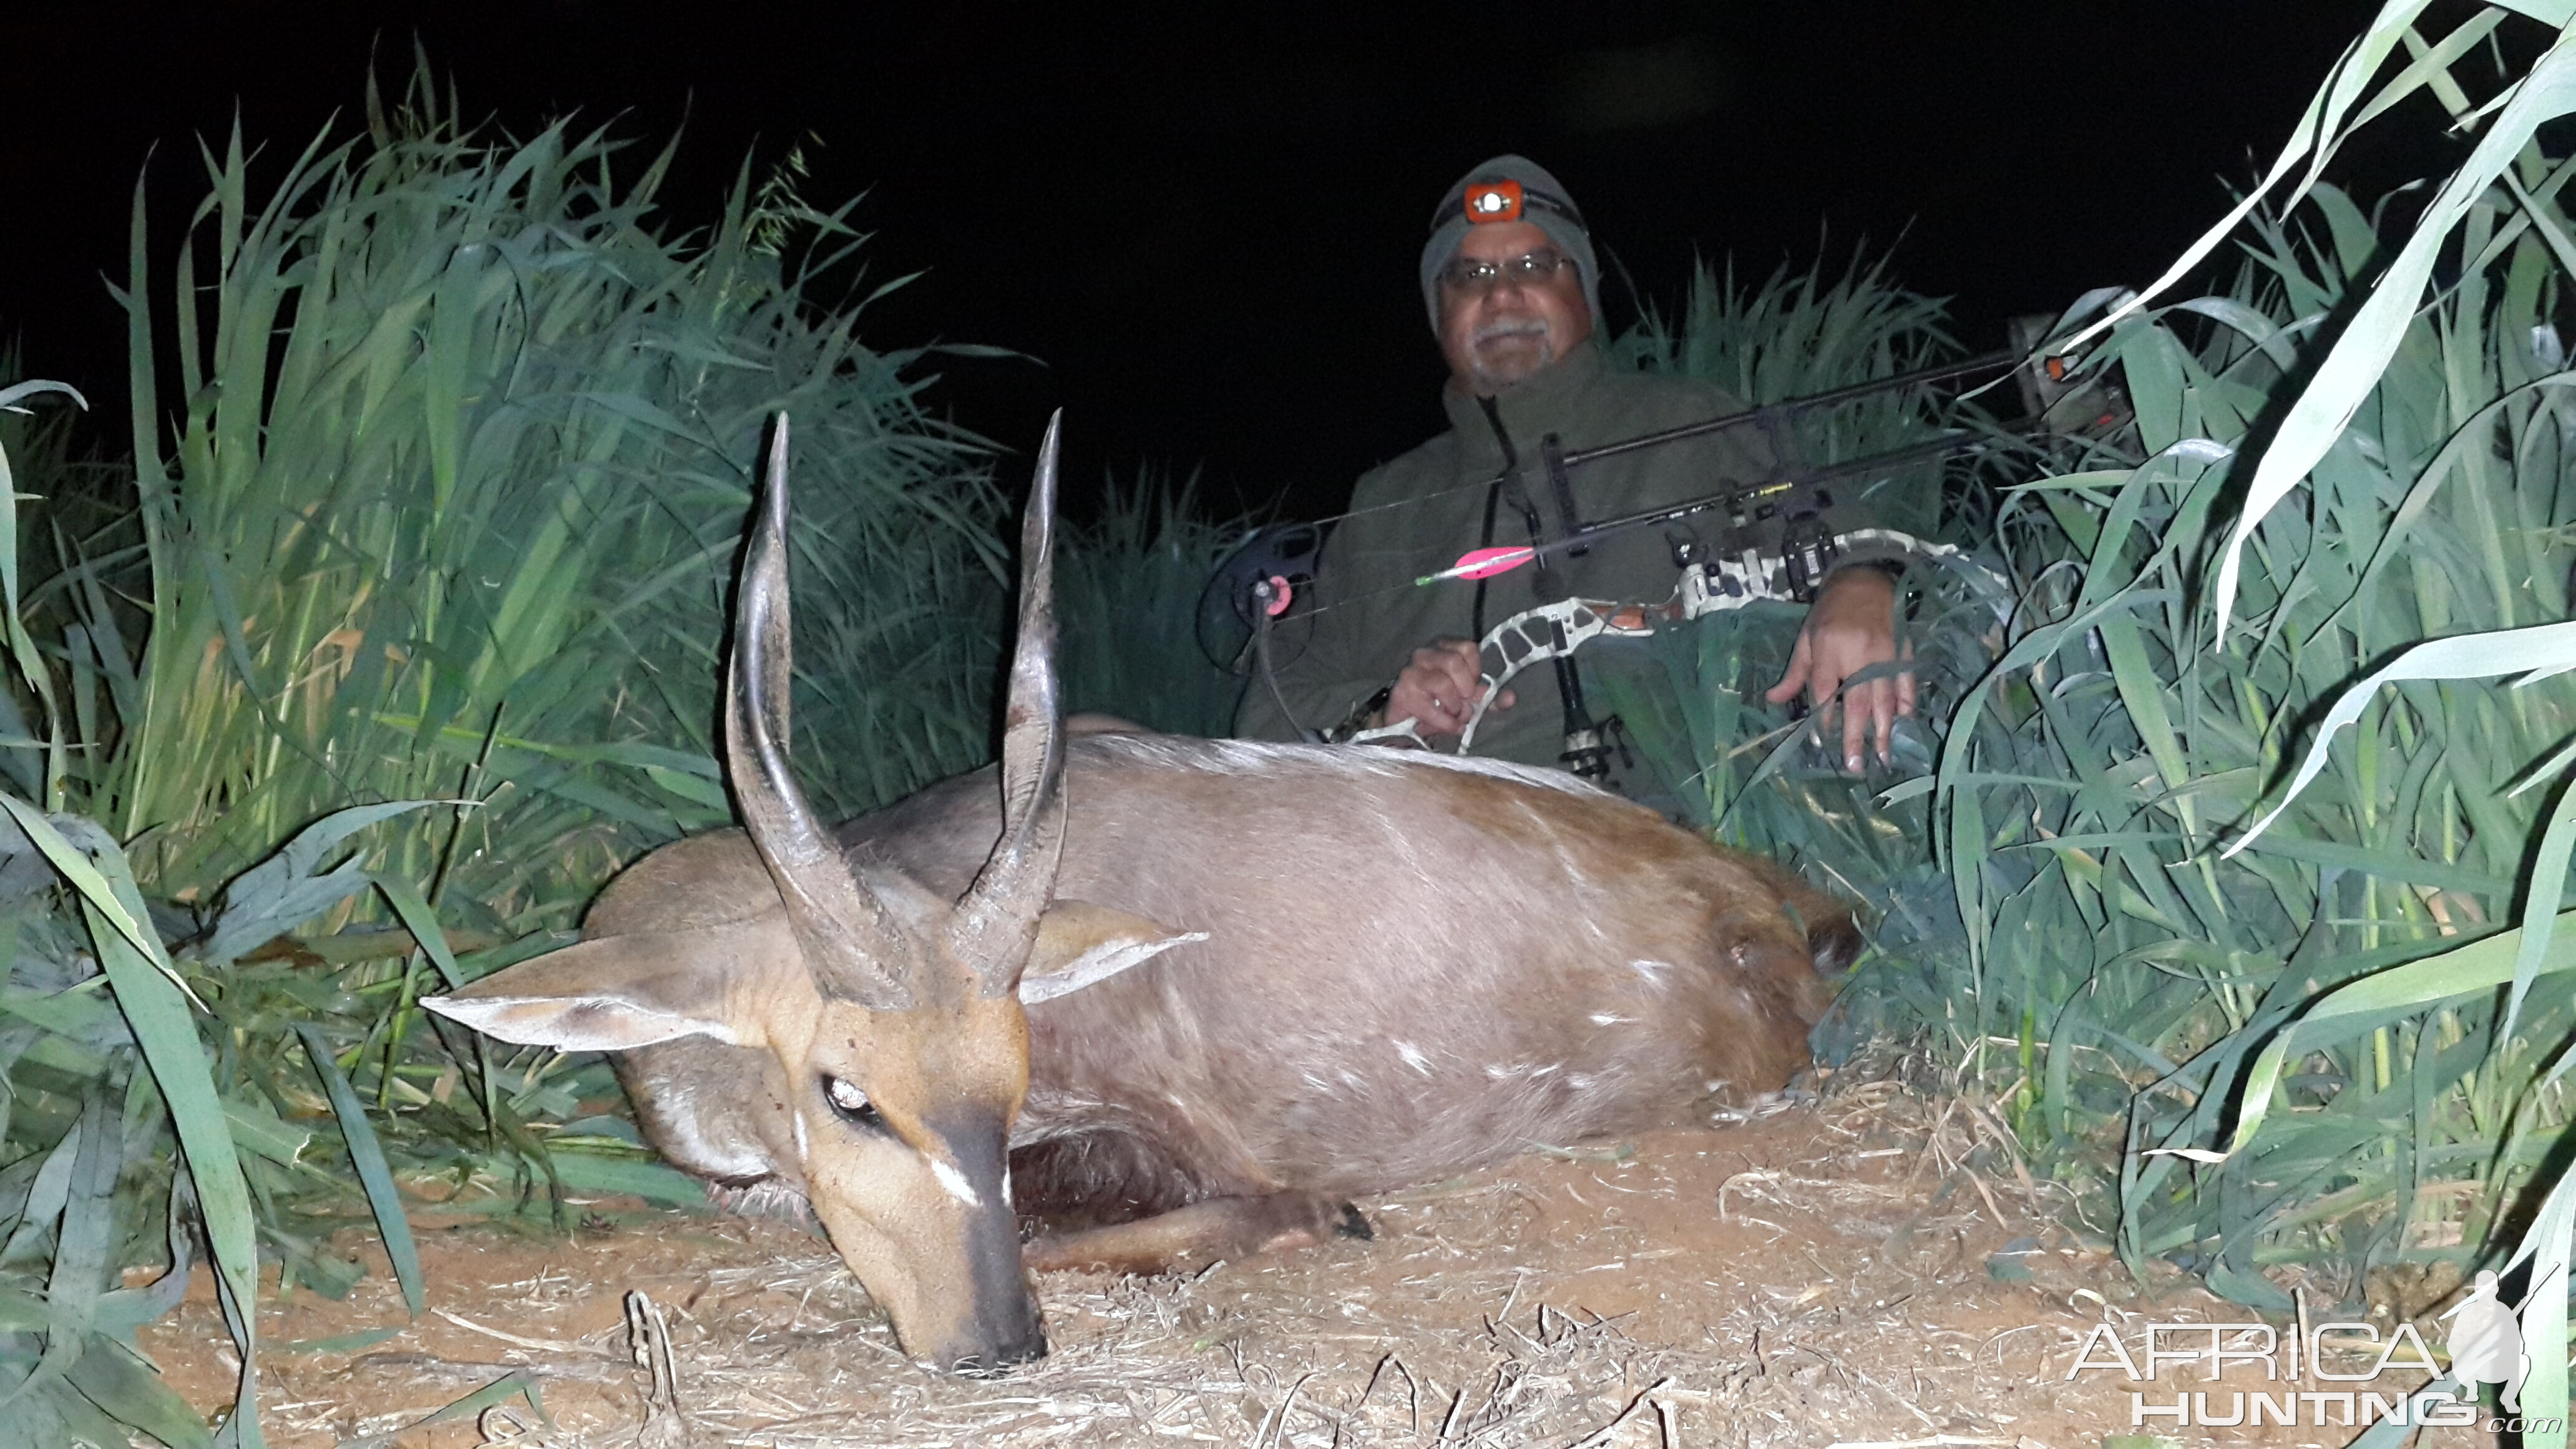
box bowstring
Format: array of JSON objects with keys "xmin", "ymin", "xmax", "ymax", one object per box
[{"xmin": 1227, "ymin": 348, "xmax": 2025, "ymax": 560}]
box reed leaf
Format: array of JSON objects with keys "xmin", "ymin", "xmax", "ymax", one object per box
[
  {"xmin": 2214, "ymin": 21, "xmax": 2576, "ymax": 635},
  {"xmin": 291, "ymin": 1022, "xmax": 424, "ymax": 1315}
]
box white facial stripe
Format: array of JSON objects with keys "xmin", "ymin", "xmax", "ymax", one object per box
[
  {"xmin": 793, "ymin": 1108, "xmax": 811, "ymax": 1160},
  {"xmin": 812, "ymin": 1074, "xmax": 987, "ymax": 1210},
  {"xmin": 929, "ymin": 1156, "xmax": 981, "ymax": 1208}
]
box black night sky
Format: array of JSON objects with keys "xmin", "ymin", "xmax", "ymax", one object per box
[{"xmin": 6, "ymin": 2, "xmax": 2440, "ymax": 519}]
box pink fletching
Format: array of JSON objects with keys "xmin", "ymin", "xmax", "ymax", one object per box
[{"xmin": 1427, "ymin": 546, "xmax": 1535, "ymax": 584}]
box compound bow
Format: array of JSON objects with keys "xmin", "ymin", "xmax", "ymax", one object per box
[{"xmin": 1345, "ymin": 529, "xmax": 2008, "ymax": 754}]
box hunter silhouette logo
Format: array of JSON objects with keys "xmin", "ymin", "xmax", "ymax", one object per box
[{"xmin": 2441, "ymin": 1269, "xmax": 2529, "ymax": 1414}]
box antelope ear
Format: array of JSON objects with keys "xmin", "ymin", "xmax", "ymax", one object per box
[
  {"xmin": 1017, "ymin": 899, "xmax": 1205, "ymax": 1005},
  {"xmin": 422, "ymin": 917, "xmax": 802, "ymax": 1051}
]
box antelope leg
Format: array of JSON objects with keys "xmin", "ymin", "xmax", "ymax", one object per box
[{"xmin": 1023, "ymin": 1192, "xmax": 1371, "ymax": 1274}]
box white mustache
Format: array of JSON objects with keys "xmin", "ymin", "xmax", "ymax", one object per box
[{"xmin": 1471, "ymin": 317, "xmax": 1550, "ymax": 346}]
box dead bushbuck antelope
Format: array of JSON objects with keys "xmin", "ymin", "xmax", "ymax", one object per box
[{"xmin": 426, "ymin": 414, "xmax": 1858, "ymax": 1373}]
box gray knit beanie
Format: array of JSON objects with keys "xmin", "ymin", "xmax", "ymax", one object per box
[{"xmin": 1418, "ymin": 154, "xmax": 1601, "ymax": 333}]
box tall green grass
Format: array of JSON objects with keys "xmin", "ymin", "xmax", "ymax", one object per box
[
  {"xmin": 1922, "ymin": 15, "xmax": 2576, "ymax": 1445},
  {"xmin": 1968, "ymin": 4, "xmax": 2576, "ymax": 1321},
  {"xmin": 1055, "ymin": 467, "xmax": 1251, "ymax": 736},
  {"xmin": 1594, "ymin": 249, "xmax": 1995, "ymax": 1051},
  {"xmin": 77, "ymin": 71, "xmax": 1008, "ymax": 924},
  {"xmin": 1614, "ymin": 246, "xmax": 1961, "ymax": 484},
  {"xmin": 1934, "ymin": 183, "xmax": 2576, "ymax": 1289},
  {"xmin": 1603, "ymin": 27, "xmax": 2576, "ymax": 1430}
]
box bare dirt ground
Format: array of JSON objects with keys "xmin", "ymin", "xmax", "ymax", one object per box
[{"xmin": 136, "ymin": 1077, "xmax": 2497, "ymax": 1449}]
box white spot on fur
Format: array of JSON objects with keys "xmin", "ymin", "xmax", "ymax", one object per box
[
  {"xmin": 1395, "ymin": 1040, "xmax": 1432, "ymax": 1075},
  {"xmin": 1589, "ymin": 1012, "xmax": 1631, "ymax": 1026},
  {"xmin": 793, "ymin": 1108, "xmax": 811, "ymax": 1160},
  {"xmin": 1531, "ymin": 1064, "xmax": 1560, "ymax": 1077},
  {"xmin": 1485, "ymin": 1063, "xmax": 1529, "ymax": 1080},
  {"xmin": 929, "ymin": 1157, "xmax": 981, "ymax": 1208},
  {"xmin": 1628, "ymin": 959, "xmax": 1673, "ymax": 983},
  {"xmin": 1569, "ymin": 1072, "xmax": 1599, "ymax": 1091}
]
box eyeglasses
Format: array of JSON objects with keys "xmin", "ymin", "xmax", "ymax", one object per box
[{"xmin": 1437, "ymin": 248, "xmax": 1576, "ymax": 295}]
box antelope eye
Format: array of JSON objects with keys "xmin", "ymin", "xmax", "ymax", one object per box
[{"xmin": 822, "ymin": 1076, "xmax": 883, "ymax": 1129}]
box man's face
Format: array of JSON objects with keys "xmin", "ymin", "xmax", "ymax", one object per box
[{"xmin": 1435, "ymin": 220, "xmax": 1593, "ymax": 395}]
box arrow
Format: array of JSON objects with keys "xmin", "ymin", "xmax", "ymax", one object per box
[{"xmin": 1416, "ymin": 545, "xmax": 1535, "ymax": 586}]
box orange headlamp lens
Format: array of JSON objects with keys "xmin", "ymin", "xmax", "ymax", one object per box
[{"xmin": 1463, "ymin": 180, "xmax": 1524, "ymax": 225}]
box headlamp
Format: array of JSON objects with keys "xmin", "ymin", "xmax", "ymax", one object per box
[{"xmin": 1463, "ymin": 180, "xmax": 1524, "ymax": 225}]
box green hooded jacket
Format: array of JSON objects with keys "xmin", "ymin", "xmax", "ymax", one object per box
[{"xmin": 1234, "ymin": 341, "xmax": 1934, "ymax": 794}]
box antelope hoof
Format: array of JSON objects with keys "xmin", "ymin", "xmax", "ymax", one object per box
[{"xmin": 1249, "ymin": 1191, "xmax": 1373, "ymax": 1255}]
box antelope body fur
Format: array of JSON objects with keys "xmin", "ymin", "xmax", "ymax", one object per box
[{"xmin": 426, "ymin": 415, "xmax": 1852, "ymax": 1375}]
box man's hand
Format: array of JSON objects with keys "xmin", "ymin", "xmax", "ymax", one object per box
[
  {"xmin": 1765, "ymin": 568, "xmax": 1913, "ymax": 773},
  {"xmin": 1381, "ymin": 638, "xmax": 1515, "ymax": 739}
]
